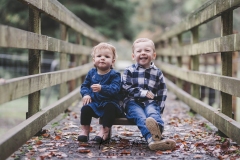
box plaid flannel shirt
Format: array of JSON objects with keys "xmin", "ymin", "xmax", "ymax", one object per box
[{"xmin": 121, "ymin": 62, "xmax": 167, "ymax": 112}]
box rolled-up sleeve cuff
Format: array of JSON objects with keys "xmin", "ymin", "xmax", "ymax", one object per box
[{"xmin": 140, "ymin": 90, "xmax": 148, "ymax": 97}]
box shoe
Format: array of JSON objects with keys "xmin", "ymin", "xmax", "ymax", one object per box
[
  {"xmin": 93, "ymin": 126, "xmax": 111, "ymax": 143},
  {"xmin": 92, "ymin": 136, "xmax": 110, "ymax": 143},
  {"xmin": 146, "ymin": 117, "xmax": 162, "ymax": 141},
  {"xmin": 148, "ymin": 137, "xmax": 176, "ymax": 151},
  {"xmin": 78, "ymin": 125, "xmax": 90, "ymax": 142},
  {"xmin": 78, "ymin": 135, "xmax": 89, "ymax": 142}
]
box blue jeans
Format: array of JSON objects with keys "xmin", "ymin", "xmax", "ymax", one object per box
[{"xmin": 125, "ymin": 100, "xmax": 164, "ymax": 141}]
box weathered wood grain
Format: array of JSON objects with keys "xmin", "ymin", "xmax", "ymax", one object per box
[
  {"xmin": 165, "ymin": 78, "xmax": 240, "ymax": 144},
  {"xmin": 18, "ymin": 0, "xmax": 105, "ymax": 42},
  {"xmin": 156, "ymin": 61, "xmax": 240, "ymax": 98},
  {"xmin": 0, "ymin": 87, "xmax": 80, "ymax": 160},
  {"xmin": 0, "ymin": 25, "xmax": 91, "ymax": 55},
  {"xmin": 153, "ymin": 0, "xmax": 240, "ymax": 42},
  {"xmin": 0, "ymin": 63, "xmax": 93, "ymax": 105},
  {"xmin": 156, "ymin": 33, "xmax": 240, "ymax": 56}
]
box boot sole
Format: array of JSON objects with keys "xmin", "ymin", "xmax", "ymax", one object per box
[
  {"xmin": 148, "ymin": 139, "xmax": 176, "ymax": 151},
  {"xmin": 146, "ymin": 117, "xmax": 162, "ymax": 141}
]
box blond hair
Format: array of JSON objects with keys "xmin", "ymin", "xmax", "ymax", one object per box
[
  {"xmin": 132, "ymin": 38, "xmax": 155, "ymax": 53},
  {"xmin": 91, "ymin": 42, "xmax": 117, "ymax": 59}
]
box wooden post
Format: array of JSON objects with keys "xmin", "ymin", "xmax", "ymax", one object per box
[
  {"xmin": 190, "ymin": 27, "xmax": 200, "ymax": 99},
  {"xmin": 59, "ymin": 24, "xmax": 68, "ymax": 99},
  {"xmin": 85, "ymin": 38, "xmax": 92, "ymax": 63},
  {"xmin": 27, "ymin": 8, "xmax": 41, "ymax": 118},
  {"xmin": 75, "ymin": 33, "xmax": 83, "ymax": 87},
  {"xmin": 177, "ymin": 34, "xmax": 183, "ymax": 89},
  {"xmin": 220, "ymin": 10, "xmax": 233, "ymax": 118}
]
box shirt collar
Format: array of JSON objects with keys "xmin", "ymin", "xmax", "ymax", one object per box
[{"xmin": 135, "ymin": 62, "xmax": 157, "ymax": 70}]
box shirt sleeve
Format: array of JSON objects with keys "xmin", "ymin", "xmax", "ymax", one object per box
[
  {"xmin": 156, "ymin": 71, "xmax": 167, "ymax": 108},
  {"xmin": 80, "ymin": 70, "xmax": 92, "ymax": 97},
  {"xmin": 122, "ymin": 68, "xmax": 147, "ymax": 98},
  {"xmin": 100, "ymin": 72, "xmax": 121, "ymax": 96}
]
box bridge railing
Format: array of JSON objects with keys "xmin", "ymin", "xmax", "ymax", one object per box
[
  {"xmin": 0, "ymin": 0, "xmax": 106, "ymax": 159},
  {"xmin": 153, "ymin": 0, "xmax": 240, "ymax": 144}
]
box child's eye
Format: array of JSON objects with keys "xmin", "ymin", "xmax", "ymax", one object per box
[
  {"xmin": 105, "ymin": 56, "xmax": 110, "ymax": 58},
  {"xmin": 97, "ymin": 55, "xmax": 101, "ymax": 57}
]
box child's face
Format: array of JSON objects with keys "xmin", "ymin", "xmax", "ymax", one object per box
[
  {"xmin": 132, "ymin": 41, "xmax": 156, "ymax": 68},
  {"xmin": 93, "ymin": 48, "xmax": 115, "ymax": 72}
]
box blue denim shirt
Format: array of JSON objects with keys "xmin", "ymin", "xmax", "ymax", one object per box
[{"xmin": 80, "ymin": 68, "xmax": 122, "ymax": 117}]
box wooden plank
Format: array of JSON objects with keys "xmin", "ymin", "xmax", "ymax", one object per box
[
  {"xmin": 18, "ymin": 0, "xmax": 105, "ymax": 42},
  {"xmin": 176, "ymin": 34, "xmax": 183, "ymax": 88},
  {"xmin": 0, "ymin": 63, "xmax": 93, "ymax": 105},
  {"xmin": 155, "ymin": 61, "xmax": 240, "ymax": 98},
  {"xmin": 99, "ymin": 118, "xmax": 135, "ymax": 125},
  {"xmin": 190, "ymin": 27, "xmax": 200, "ymax": 99},
  {"xmin": 220, "ymin": 10, "xmax": 233, "ymax": 118},
  {"xmin": 165, "ymin": 78, "xmax": 240, "ymax": 144},
  {"xmin": 59, "ymin": 24, "xmax": 68, "ymax": 99},
  {"xmin": 0, "ymin": 87, "xmax": 80, "ymax": 160},
  {"xmin": 0, "ymin": 25, "xmax": 92, "ymax": 55},
  {"xmin": 28, "ymin": 8, "xmax": 41, "ymax": 118},
  {"xmin": 156, "ymin": 33, "xmax": 240, "ymax": 56},
  {"xmin": 153, "ymin": 0, "xmax": 240, "ymax": 42}
]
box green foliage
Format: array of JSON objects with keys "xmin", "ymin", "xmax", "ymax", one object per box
[
  {"xmin": 51, "ymin": 122, "xmax": 59, "ymax": 128},
  {"xmin": 58, "ymin": 0, "xmax": 136, "ymax": 40},
  {"xmin": 0, "ymin": 0, "xmax": 28, "ymax": 30},
  {"xmin": 0, "ymin": 0, "xmax": 135, "ymax": 41}
]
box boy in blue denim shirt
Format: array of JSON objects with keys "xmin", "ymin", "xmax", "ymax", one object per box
[{"xmin": 122, "ymin": 38, "xmax": 176, "ymax": 150}]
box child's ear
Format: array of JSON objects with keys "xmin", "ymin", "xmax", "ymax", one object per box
[
  {"xmin": 152, "ymin": 52, "xmax": 157, "ymax": 60},
  {"xmin": 132, "ymin": 53, "xmax": 135, "ymax": 60}
]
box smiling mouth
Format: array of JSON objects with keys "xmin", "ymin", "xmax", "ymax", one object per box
[{"xmin": 139, "ymin": 57, "xmax": 148, "ymax": 60}]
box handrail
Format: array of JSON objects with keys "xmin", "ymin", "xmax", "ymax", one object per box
[
  {"xmin": 153, "ymin": 0, "xmax": 240, "ymax": 144},
  {"xmin": 153, "ymin": 0, "xmax": 240, "ymax": 41},
  {"xmin": 0, "ymin": 0, "xmax": 104, "ymax": 159},
  {"xmin": 18, "ymin": 0, "xmax": 106, "ymax": 42},
  {"xmin": 0, "ymin": 25, "xmax": 92, "ymax": 54}
]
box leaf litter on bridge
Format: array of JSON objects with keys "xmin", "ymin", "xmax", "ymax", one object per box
[{"xmin": 8, "ymin": 92, "xmax": 240, "ymax": 160}]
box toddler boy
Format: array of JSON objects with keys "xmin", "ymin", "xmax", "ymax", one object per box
[{"xmin": 121, "ymin": 38, "xmax": 176, "ymax": 150}]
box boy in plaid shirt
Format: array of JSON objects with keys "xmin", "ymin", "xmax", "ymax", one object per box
[{"xmin": 122, "ymin": 38, "xmax": 176, "ymax": 150}]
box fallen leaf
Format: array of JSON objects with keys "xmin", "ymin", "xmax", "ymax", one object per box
[
  {"xmin": 42, "ymin": 133, "xmax": 50, "ymax": 138},
  {"xmin": 55, "ymin": 135, "xmax": 61, "ymax": 140},
  {"xmin": 38, "ymin": 148, "xmax": 47, "ymax": 152},
  {"xmin": 79, "ymin": 143, "xmax": 90, "ymax": 147},
  {"xmin": 79, "ymin": 149, "xmax": 91, "ymax": 153},
  {"xmin": 221, "ymin": 139, "xmax": 230, "ymax": 152},
  {"xmin": 156, "ymin": 150, "xmax": 163, "ymax": 155},
  {"xmin": 194, "ymin": 154, "xmax": 203, "ymax": 159},
  {"xmin": 121, "ymin": 150, "xmax": 131, "ymax": 154},
  {"xmin": 35, "ymin": 140, "xmax": 43, "ymax": 145}
]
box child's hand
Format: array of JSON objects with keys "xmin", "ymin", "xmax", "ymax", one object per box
[
  {"xmin": 82, "ymin": 95, "xmax": 92, "ymax": 105},
  {"xmin": 146, "ymin": 91, "xmax": 154, "ymax": 99},
  {"xmin": 91, "ymin": 84, "xmax": 101, "ymax": 92}
]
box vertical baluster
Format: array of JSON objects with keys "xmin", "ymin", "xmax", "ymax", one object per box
[
  {"xmin": 190, "ymin": 27, "xmax": 200, "ymax": 99},
  {"xmin": 221, "ymin": 10, "xmax": 233, "ymax": 118},
  {"xmin": 27, "ymin": 8, "xmax": 41, "ymax": 118},
  {"xmin": 75, "ymin": 33, "xmax": 83, "ymax": 87},
  {"xmin": 177, "ymin": 34, "xmax": 183, "ymax": 89},
  {"xmin": 59, "ymin": 24, "xmax": 69, "ymax": 99}
]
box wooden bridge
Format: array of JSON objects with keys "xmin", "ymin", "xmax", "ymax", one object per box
[{"xmin": 1, "ymin": 0, "xmax": 240, "ymax": 159}]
